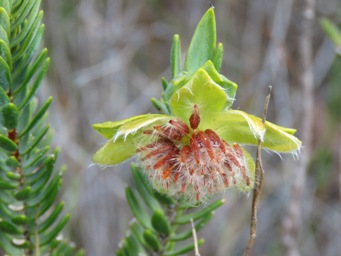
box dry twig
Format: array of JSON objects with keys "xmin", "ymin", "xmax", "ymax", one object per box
[
  {"xmin": 244, "ymin": 86, "xmax": 272, "ymax": 256},
  {"xmin": 190, "ymin": 218, "xmax": 201, "ymax": 256}
]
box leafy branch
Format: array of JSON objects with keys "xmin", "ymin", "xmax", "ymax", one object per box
[{"xmin": 0, "ymin": 0, "xmax": 82, "ymax": 255}]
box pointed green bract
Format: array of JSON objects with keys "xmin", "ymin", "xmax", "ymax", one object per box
[
  {"xmin": 184, "ymin": 8, "xmax": 216, "ymax": 73},
  {"xmin": 205, "ymin": 110, "xmax": 301, "ymax": 153},
  {"xmin": 170, "ymin": 68, "xmax": 227, "ymax": 125}
]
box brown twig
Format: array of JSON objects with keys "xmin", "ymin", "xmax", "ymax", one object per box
[{"xmin": 244, "ymin": 86, "xmax": 272, "ymax": 256}]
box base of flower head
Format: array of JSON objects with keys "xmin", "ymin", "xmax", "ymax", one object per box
[{"xmin": 136, "ymin": 109, "xmax": 254, "ymax": 203}]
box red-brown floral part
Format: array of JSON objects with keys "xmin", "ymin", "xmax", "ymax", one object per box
[{"xmin": 136, "ymin": 105, "xmax": 253, "ymax": 202}]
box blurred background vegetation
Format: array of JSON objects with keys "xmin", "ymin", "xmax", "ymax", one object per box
[{"xmin": 39, "ymin": 0, "xmax": 340, "ymax": 255}]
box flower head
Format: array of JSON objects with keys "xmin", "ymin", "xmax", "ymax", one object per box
[{"xmin": 92, "ymin": 8, "xmax": 301, "ymax": 203}]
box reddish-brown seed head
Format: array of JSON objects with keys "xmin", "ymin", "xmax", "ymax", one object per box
[{"xmin": 189, "ymin": 104, "xmax": 200, "ymax": 130}]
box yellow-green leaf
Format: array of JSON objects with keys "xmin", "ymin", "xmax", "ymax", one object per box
[
  {"xmin": 92, "ymin": 136, "xmax": 136, "ymax": 165},
  {"xmin": 93, "ymin": 114, "xmax": 170, "ymax": 140},
  {"xmin": 170, "ymin": 68, "xmax": 227, "ymax": 126}
]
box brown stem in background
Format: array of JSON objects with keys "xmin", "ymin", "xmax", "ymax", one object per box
[
  {"xmin": 244, "ymin": 86, "xmax": 272, "ymax": 256},
  {"xmin": 282, "ymin": 0, "xmax": 315, "ymax": 255}
]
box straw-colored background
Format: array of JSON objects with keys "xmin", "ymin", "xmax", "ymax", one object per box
[{"xmin": 40, "ymin": 0, "xmax": 341, "ymax": 255}]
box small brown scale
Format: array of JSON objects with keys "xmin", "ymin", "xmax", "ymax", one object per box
[{"xmin": 137, "ymin": 104, "xmax": 251, "ymax": 202}]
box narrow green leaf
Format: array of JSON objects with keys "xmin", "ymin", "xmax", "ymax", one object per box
[
  {"xmin": 131, "ymin": 163, "xmax": 162, "ymax": 212},
  {"xmin": 12, "ymin": 25, "xmax": 45, "ymax": 82},
  {"xmin": 53, "ymin": 242, "xmax": 74, "ymax": 256},
  {"xmin": 40, "ymin": 214, "xmax": 70, "ymax": 246},
  {"xmin": 0, "ymin": 25, "xmax": 9, "ymax": 45},
  {"xmin": 22, "ymin": 146, "xmax": 50, "ymax": 169},
  {"xmin": 14, "ymin": 186, "xmax": 31, "ymax": 200},
  {"xmin": 0, "ymin": 56, "xmax": 11, "ymax": 90},
  {"xmin": 170, "ymin": 212, "xmax": 214, "ymax": 241},
  {"xmin": 24, "ymin": 153, "xmax": 55, "ymax": 179},
  {"xmin": 10, "ymin": 3, "xmax": 42, "ymax": 48},
  {"xmin": 13, "ymin": 48, "xmax": 48, "ymax": 96},
  {"xmin": 164, "ymin": 241, "xmax": 175, "ymax": 252},
  {"xmin": 0, "ymin": 0, "xmax": 10, "ymax": 14},
  {"xmin": 151, "ymin": 210, "xmax": 171, "ymax": 235},
  {"xmin": 26, "ymin": 173, "xmax": 59, "ymax": 206},
  {"xmin": 10, "ymin": 0, "xmax": 39, "ymax": 31},
  {"xmin": 21, "ymin": 125, "xmax": 49, "ymax": 155},
  {"xmin": 0, "ymin": 85, "xmax": 10, "ymax": 107},
  {"xmin": 0, "ymin": 134, "xmax": 17, "ymax": 152},
  {"xmin": 161, "ymin": 76, "xmax": 168, "ymax": 90},
  {"xmin": 125, "ymin": 187, "xmax": 153, "ymax": 231},
  {"xmin": 184, "ymin": 7, "xmax": 216, "ymax": 73},
  {"xmin": 0, "ymin": 40, "xmax": 11, "ymax": 68},
  {"xmin": 11, "ymin": 214, "xmax": 29, "ymax": 225},
  {"xmin": 125, "ymin": 233, "xmax": 145, "ymax": 256},
  {"xmin": 143, "ymin": 229, "xmax": 161, "ymax": 252},
  {"xmin": 174, "ymin": 199, "xmax": 224, "ymax": 224},
  {"xmin": 0, "ymin": 178, "xmax": 19, "ymax": 189},
  {"xmin": 19, "ymin": 58, "xmax": 50, "ymax": 110},
  {"xmin": 320, "ymin": 18, "xmax": 341, "ymax": 46},
  {"xmin": 153, "ymin": 190, "xmax": 176, "ymax": 205},
  {"xmin": 164, "ymin": 239, "xmax": 204, "ymax": 256},
  {"xmin": 130, "ymin": 221, "xmax": 148, "ymax": 248},
  {"xmin": 37, "ymin": 179, "xmax": 62, "ymax": 217},
  {"xmin": 18, "ymin": 96, "xmax": 52, "ymax": 138},
  {"xmin": 116, "ymin": 246, "xmax": 129, "ymax": 256},
  {"xmin": 0, "ymin": 219, "xmax": 22, "ymax": 235},
  {"xmin": 5, "ymin": 156, "xmax": 19, "ymax": 168},
  {"xmin": 6, "ymin": 171, "xmax": 20, "ymax": 180},
  {"xmin": 1, "ymin": 103, "xmax": 18, "ymax": 129},
  {"xmin": 171, "ymin": 34, "xmax": 181, "ymax": 78},
  {"xmin": 39, "ymin": 202, "xmax": 64, "ymax": 233},
  {"xmin": 151, "ymin": 97, "xmax": 162, "ymax": 110}
]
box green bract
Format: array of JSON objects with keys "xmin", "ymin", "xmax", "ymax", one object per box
[{"xmin": 92, "ymin": 8, "xmax": 301, "ymax": 201}]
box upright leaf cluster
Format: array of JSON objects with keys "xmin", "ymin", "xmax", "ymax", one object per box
[
  {"xmin": 0, "ymin": 0, "xmax": 82, "ymax": 255},
  {"xmin": 117, "ymin": 164, "xmax": 224, "ymax": 256}
]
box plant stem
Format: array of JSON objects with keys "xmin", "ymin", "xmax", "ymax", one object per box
[{"xmin": 244, "ymin": 86, "xmax": 272, "ymax": 256}]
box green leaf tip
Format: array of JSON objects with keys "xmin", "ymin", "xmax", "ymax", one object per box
[
  {"xmin": 171, "ymin": 34, "xmax": 181, "ymax": 78},
  {"xmin": 320, "ymin": 18, "xmax": 341, "ymax": 47},
  {"xmin": 184, "ymin": 7, "xmax": 216, "ymax": 73}
]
